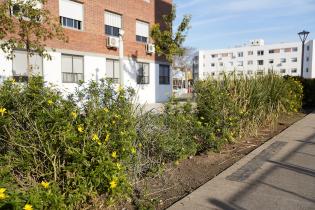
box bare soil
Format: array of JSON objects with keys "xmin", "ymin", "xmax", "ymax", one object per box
[{"xmin": 132, "ymin": 111, "xmax": 309, "ymax": 210}]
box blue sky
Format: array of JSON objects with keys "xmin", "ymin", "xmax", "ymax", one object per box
[{"xmin": 173, "ymin": 0, "xmax": 315, "ymax": 50}]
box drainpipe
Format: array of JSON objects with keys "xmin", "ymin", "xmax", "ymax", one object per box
[{"xmin": 119, "ymin": 29, "xmax": 125, "ymax": 86}]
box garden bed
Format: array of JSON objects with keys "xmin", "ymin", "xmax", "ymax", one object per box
[{"xmin": 133, "ymin": 111, "xmax": 308, "ymax": 210}]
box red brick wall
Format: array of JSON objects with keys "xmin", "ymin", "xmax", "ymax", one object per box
[{"xmin": 45, "ymin": 0, "xmax": 172, "ymax": 62}]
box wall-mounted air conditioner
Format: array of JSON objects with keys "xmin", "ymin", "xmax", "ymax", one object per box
[
  {"xmin": 107, "ymin": 37, "xmax": 119, "ymax": 48},
  {"xmin": 146, "ymin": 43, "xmax": 155, "ymax": 54}
]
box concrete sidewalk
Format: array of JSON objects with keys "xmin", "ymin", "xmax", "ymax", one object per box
[{"xmin": 168, "ymin": 112, "xmax": 315, "ymax": 210}]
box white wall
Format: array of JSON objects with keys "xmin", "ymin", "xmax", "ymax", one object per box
[{"xmin": 0, "ymin": 49, "xmax": 171, "ymax": 104}]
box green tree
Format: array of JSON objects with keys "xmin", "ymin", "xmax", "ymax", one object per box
[
  {"xmin": 0, "ymin": 0, "xmax": 67, "ymax": 77},
  {"xmin": 150, "ymin": 6, "xmax": 191, "ymax": 63}
]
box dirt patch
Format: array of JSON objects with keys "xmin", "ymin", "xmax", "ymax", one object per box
[{"xmin": 132, "ymin": 111, "xmax": 308, "ymax": 210}]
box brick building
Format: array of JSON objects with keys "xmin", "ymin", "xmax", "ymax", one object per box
[{"xmin": 0, "ymin": 0, "xmax": 173, "ymax": 103}]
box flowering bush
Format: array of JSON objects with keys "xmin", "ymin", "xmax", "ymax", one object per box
[{"xmin": 0, "ymin": 77, "xmax": 137, "ymax": 209}]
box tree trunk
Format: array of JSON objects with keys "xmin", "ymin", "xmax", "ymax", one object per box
[{"xmin": 26, "ymin": 38, "xmax": 32, "ymax": 78}]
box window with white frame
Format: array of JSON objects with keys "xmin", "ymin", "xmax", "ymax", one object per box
[
  {"xmin": 292, "ymin": 47, "xmax": 298, "ymax": 52},
  {"xmin": 291, "ymin": 68, "xmax": 297, "ymax": 73},
  {"xmin": 280, "ymin": 69, "xmax": 286, "ymax": 74},
  {"xmin": 59, "ymin": 0, "xmax": 83, "ymax": 30},
  {"xmin": 247, "ymin": 60, "xmax": 253, "ymax": 65},
  {"xmin": 105, "ymin": 11, "xmax": 122, "ymax": 37},
  {"xmin": 159, "ymin": 65, "xmax": 170, "ymax": 84},
  {"xmin": 280, "ymin": 58, "xmax": 286, "ymax": 63},
  {"xmin": 136, "ymin": 20, "xmax": 149, "ymax": 43},
  {"xmin": 291, "ymin": 58, "xmax": 297, "ymax": 62},
  {"xmin": 106, "ymin": 59, "xmax": 120, "ymax": 83},
  {"xmin": 269, "ymin": 59, "xmax": 274, "ymax": 64},
  {"xmin": 248, "ymin": 51, "xmax": 254, "ymax": 55},
  {"xmin": 237, "ymin": 52, "xmax": 243, "ymax": 57},
  {"xmin": 257, "ymin": 50, "xmax": 264, "ymax": 56},
  {"xmin": 238, "ymin": 61, "xmax": 243, "ymax": 66},
  {"xmin": 137, "ymin": 62, "xmax": 150, "ymax": 84},
  {"xmin": 257, "ymin": 60, "xmax": 264, "ymax": 65},
  {"xmin": 12, "ymin": 50, "xmax": 43, "ymax": 81},
  {"xmin": 61, "ymin": 54, "xmax": 84, "ymax": 83},
  {"xmin": 211, "ymin": 63, "xmax": 215, "ymax": 67}
]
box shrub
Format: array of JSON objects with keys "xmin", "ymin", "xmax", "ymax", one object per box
[
  {"xmin": 0, "ymin": 77, "xmax": 138, "ymax": 209},
  {"xmin": 286, "ymin": 76, "xmax": 315, "ymax": 107},
  {"xmin": 194, "ymin": 74, "xmax": 303, "ymax": 150}
]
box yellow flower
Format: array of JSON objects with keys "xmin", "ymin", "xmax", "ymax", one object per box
[
  {"xmin": 0, "ymin": 188, "xmax": 7, "ymax": 200},
  {"xmin": 41, "ymin": 181, "xmax": 49, "ymax": 189},
  {"xmin": 23, "ymin": 204, "xmax": 33, "ymax": 210},
  {"xmin": 131, "ymin": 147, "xmax": 136, "ymax": 154},
  {"xmin": 47, "ymin": 99, "xmax": 54, "ymax": 105},
  {"xmin": 92, "ymin": 134, "xmax": 99, "ymax": 141},
  {"xmin": 138, "ymin": 143, "xmax": 142, "ymax": 148},
  {"xmin": 77, "ymin": 125, "xmax": 84, "ymax": 133},
  {"xmin": 103, "ymin": 108, "xmax": 109, "ymax": 113},
  {"xmin": 105, "ymin": 133, "xmax": 110, "ymax": 142},
  {"xmin": 109, "ymin": 178, "xmax": 118, "ymax": 189},
  {"xmin": 116, "ymin": 163, "xmax": 122, "ymax": 170},
  {"xmin": 0, "ymin": 107, "xmax": 7, "ymax": 116},
  {"xmin": 71, "ymin": 112, "xmax": 77, "ymax": 119},
  {"xmin": 118, "ymin": 85, "xmax": 124, "ymax": 93},
  {"xmin": 111, "ymin": 151, "xmax": 117, "ymax": 159},
  {"xmin": 112, "ymin": 120, "xmax": 116, "ymax": 125}
]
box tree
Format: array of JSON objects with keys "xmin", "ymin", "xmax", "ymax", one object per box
[
  {"xmin": 150, "ymin": 5, "xmax": 191, "ymax": 63},
  {"xmin": 0, "ymin": 0, "xmax": 67, "ymax": 77}
]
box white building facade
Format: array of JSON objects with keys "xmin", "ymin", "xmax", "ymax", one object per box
[
  {"xmin": 0, "ymin": 0, "xmax": 172, "ymax": 104},
  {"xmin": 193, "ymin": 39, "xmax": 315, "ymax": 80}
]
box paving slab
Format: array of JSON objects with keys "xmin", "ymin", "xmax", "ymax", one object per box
[{"xmin": 168, "ymin": 112, "xmax": 315, "ymax": 210}]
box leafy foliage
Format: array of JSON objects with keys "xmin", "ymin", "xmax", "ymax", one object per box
[
  {"xmin": 0, "ymin": 0, "xmax": 67, "ymax": 76},
  {"xmin": 150, "ymin": 6, "xmax": 191, "ymax": 63}
]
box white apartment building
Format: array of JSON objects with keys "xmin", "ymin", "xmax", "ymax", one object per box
[{"xmin": 193, "ymin": 39, "xmax": 315, "ymax": 80}]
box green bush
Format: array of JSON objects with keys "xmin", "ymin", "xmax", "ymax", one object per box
[
  {"xmin": 194, "ymin": 74, "xmax": 303, "ymax": 150},
  {"xmin": 287, "ymin": 76, "xmax": 315, "ymax": 107},
  {"xmin": 0, "ymin": 77, "xmax": 138, "ymax": 209}
]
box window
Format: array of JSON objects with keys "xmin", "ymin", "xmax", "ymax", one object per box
[
  {"xmin": 269, "ymin": 59, "xmax": 274, "ymax": 64},
  {"xmin": 291, "ymin": 58, "xmax": 297, "ymax": 62},
  {"xmin": 61, "ymin": 54, "xmax": 84, "ymax": 83},
  {"xmin": 106, "ymin": 59, "xmax": 120, "ymax": 83},
  {"xmin": 269, "ymin": 50, "xmax": 275, "ymax": 54},
  {"xmin": 280, "ymin": 58, "xmax": 286, "ymax": 63},
  {"xmin": 136, "ymin": 20, "xmax": 149, "ymax": 43},
  {"xmin": 292, "ymin": 47, "xmax": 298, "ymax": 52},
  {"xmin": 12, "ymin": 50, "xmax": 43, "ymax": 81},
  {"xmin": 257, "ymin": 50, "xmax": 264, "ymax": 56},
  {"xmin": 136, "ymin": 63, "xmax": 149, "ymax": 84},
  {"xmin": 237, "ymin": 52, "xmax": 243, "ymax": 57},
  {"xmin": 159, "ymin": 65, "xmax": 170, "ymax": 84},
  {"xmin": 211, "ymin": 54, "xmax": 218, "ymax": 58},
  {"xmin": 284, "ymin": 48, "xmax": 291, "ymax": 53},
  {"xmin": 247, "ymin": 60, "xmax": 253, "ymax": 65},
  {"xmin": 60, "ymin": 17, "xmax": 82, "ymax": 30},
  {"xmin": 211, "ymin": 72, "xmax": 215, "ymax": 76},
  {"xmin": 280, "ymin": 69, "xmax": 286, "ymax": 74},
  {"xmin": 248, "ymin": 51, "xmax": 254, "ymax": 55},
  {"xmin": 291, "ymin": 68, "xmax": 297, "ymax": 73},
  {"xmin": 238, "ymin": 61, "xmax": 243, "ymax": 66},
  {"xmin": 307, "ymin": 46, "xmax": 310, "ymax": 51},
  {"xmin": 306, "ymin": 68, "xmax": 309, "ymax": 72},
  {"xmin": 105, "ymin": 11, "xmax": 122, "ymax": 37},
  {"xmin": 306, "ymin": 57, "xmax": 309, "ymax": 62},
  {"xmin": 247, "ymin": 70, "xmax": 253, "ymax": 75},
  {"xmin": 211, "ymin": 63, "xmax": 215, "ymax": 67},
  {"xmin": 59, "ymin": 0, "xmax": 83, "ymax": 30},
  {"xmin": 219, "ymin": 62, "xmax": 223, "ymax": 67},
  {"xmin": 257, "ymin": 60, "xmax": 264, "ymax": 65}
]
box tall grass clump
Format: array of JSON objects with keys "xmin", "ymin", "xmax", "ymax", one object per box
[{"xmin": 194, "ymin": 74, "xmax": 303, "ymax": 150}]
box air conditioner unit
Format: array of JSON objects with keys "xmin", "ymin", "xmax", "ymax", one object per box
[
  {"xmin": 107, "ymin": 37, "xmax": 119, "ymax": 48},
  {"xmin": 146, "ymin": 43, "xmax": 155, "ymax": 54}
]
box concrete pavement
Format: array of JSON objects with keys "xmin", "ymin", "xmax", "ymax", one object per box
[{"xmin": 168, "ymin": 112, "xmax": 315, "ymax": 210}]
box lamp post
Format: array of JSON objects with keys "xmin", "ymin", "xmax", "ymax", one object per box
[
  {"xmin": 298, "ymin": 30, "xmax": 310, "ymax": 78},
  {"xmin": 119, "ymin": 29, "xmax": 125, "ymax": 86}
]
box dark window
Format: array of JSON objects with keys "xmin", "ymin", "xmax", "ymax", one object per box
[
  {"xmin": 136, "ymin": 35, "xmax": 148, "ymax": 43},
  {"xmin": 60, "ymin": 16, "xmax": 82, "ymax": 30},
  {"xmin": 159, "ymin": 65, "xmax": 170, "ymax": 85},
  {"xmin": 258, "ymin": 50, "xmax": 264, "ymax": 56},
  {"xmin": 137, "ymin": 62, "xmax": 150, "ymax": 84},
  {"xmin": 105, "ymin": 25, "xmax": 120, "ymax": 37},
  {"xmin": 61, "ymin": 54, "xmax": 84, "ymax": 83},
  {"xmin": 257, "ymin": 60, "xmax": 264, "ymax": 65}
]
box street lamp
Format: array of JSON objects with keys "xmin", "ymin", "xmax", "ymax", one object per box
[{"xmin": 298, "ymin": 30, "xmax": 310, "ymax": 78}]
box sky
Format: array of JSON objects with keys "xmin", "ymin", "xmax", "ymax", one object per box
[{"xmin": 173, "ymin": 0, "xmax": 315, "ymax": 50}]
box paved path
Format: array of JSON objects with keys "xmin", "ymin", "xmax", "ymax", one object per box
[{"xmin": 168, "ymin": 112, "xmax": 315, "ymax": 210}]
